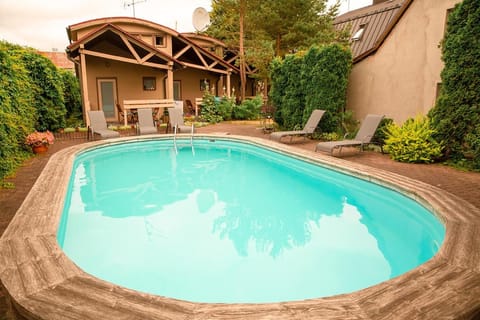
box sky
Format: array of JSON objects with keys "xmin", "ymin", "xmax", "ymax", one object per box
[{"xmin": 0, "ymin": 0, "xmax": 371, "ymax": 51}]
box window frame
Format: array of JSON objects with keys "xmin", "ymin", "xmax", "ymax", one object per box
[{"xmin": 143, "ymin": 77, "xmax": 156, "ymax": 91}]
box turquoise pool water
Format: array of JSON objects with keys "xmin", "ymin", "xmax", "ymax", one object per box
[{"xmin": 58, "ymin": 138, "xmax": 445, "ymax": 303}]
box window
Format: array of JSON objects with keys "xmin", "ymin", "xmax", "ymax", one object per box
[
  {"xmin": 143, "ymin": 77, "xmax": 156, "ymax": 91},
  {"xmin": 173, "ymin": 81, "xmax": 182, "ymax": 100},
  {"xmin": 443, "ymin": 8, "xmax": 454, "ymax": 35},
  {"xmin": 435, "ymin": 82, "xmax": 443, "ymax": 101},
  {"xmin": 154, "ymin": 35, "xmax": 165, "ymax": 47},
  {"xmin": 352, "ymin": 24, "xmax": 367, "ymax": 41},
  {"xmin": 200, "ymin": 79, "xmax": 210, "ymax": 91}
]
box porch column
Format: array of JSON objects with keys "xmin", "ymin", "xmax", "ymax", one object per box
[
  {"xmin": 79, "ymin": 44, "xmax": 91, "ymax": 126},
  {"xmin": 226, "ymin": 70, "xmax": 232, "ymax": 98},
  {"xmin": 166, "ymin": 61, "xmax": 174, "ymax": 99}
]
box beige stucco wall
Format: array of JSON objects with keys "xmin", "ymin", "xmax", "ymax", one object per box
[
  {"xmin": 83, "ymin": 56, "xmax": 247, "ymax": 122},
  {"xmin": 85, "ymin": 56, "xmax": 168, "ymax": 120},
  {"xmin": 346, "ymin": 0, "xmax": 460, "ymax": 124},
  {"xmin": 174, "ymin": 68, "xmax": 218, "ymax": 105}
]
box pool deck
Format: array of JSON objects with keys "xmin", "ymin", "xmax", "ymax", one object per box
[{"xmin": 1, "ymin": 122, "xmax": 480, "ymax": 319}]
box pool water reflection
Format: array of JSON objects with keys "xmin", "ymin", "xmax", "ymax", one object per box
[{"xmin": 58, "ymin": 139, "xmax": 445, "ymax": 303}]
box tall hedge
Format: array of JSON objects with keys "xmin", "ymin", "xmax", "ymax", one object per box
[
  {"xmin": 269, "ymin": 44, "xmax": 351, "ymax": 133},
  {"xmin": 302, "ymin": 44, "xmax": 352, "ymax": 132},
  {"xmin": 0, "ymin": 41, "xmax": 73, "ymax": 183},
  {"xmin": 0, "ymin": 42, "xmax": 36, "ymax": 181},
  {"xmin": 270, "ymin": 54, "xmax": 306, "ymax": 129},
  {"xmin": 429, "ymin": 0, "xmax": 480, "ymax": 169},
  {"xmin": 60, "ymin": 69, "xmax": 83, "ymax": 127},
  {"xmin": 21, "ymin": 51, "xmax": 66, "ymax": 131}
]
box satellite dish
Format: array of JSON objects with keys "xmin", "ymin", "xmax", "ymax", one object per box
[{"xmin": 192, "ymin": 7, "xmax": 210, "ymax": 31}]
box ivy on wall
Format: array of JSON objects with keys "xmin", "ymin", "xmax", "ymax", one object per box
[{"xmin": 269, "ymin": 44, "xmax": 352, "ymax": 133}]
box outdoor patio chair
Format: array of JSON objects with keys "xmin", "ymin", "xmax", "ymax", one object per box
[
  {"xmin": 184, "ymin": 99, "xmax": 195, "ymax": 116},
  {"xmin": 270, "ymin": 109, "xmax": 326, "ymax": 142},
  {"xmin": 87, "ymin": 110, "xmax": 120, "ymax": 140},
  {"xmin": 136, "ymin": 108, "xmax": 158, "ymax": 135},
  {"xmin": 116, "ymin": 103, "xmax": 137, "ymax": 124},
  {"xmin": 315, "ymin": 114, "xmax": 384, "ymax": 156},
  {"xmin": 168, "ymin": 108, "xmax": 195, "ymax": 134}
]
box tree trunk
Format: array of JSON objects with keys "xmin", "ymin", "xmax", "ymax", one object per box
[
  {"xmin": 276, "ymin": 34, "xmax": 281, "ymax": 56},
  {"xmin": 239, "ymin": 0, "xmax": 247, "ymax": 101}
]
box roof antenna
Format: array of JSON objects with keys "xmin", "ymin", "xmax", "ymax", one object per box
[{"xmin": 124, "ymin": 0, "xmax": 146, "ymax": 18}]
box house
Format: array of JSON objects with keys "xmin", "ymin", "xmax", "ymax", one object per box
[
  {"xmin": 66, "ymin": 17, "xmax": 252, "ymax": 125},
  {"xmin": 38, "ymin": 51, "xmax": 75, "ymax": 72},
  {"xmin": 335, "ymin": 0, "xmax": 460, "ymax": 123}
]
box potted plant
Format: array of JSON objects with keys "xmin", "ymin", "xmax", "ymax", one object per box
[{"xmin": 25, "ymin": 131, "xmax": 55, "ymax": 154}]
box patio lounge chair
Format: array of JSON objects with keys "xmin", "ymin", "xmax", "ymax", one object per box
[
  {"xmin": 270, "ymin": 109, "xmax": 326, "ymax": 142},
  {"xmin": 168, "ymin": 108, "xmax": 195, "ymax": 133},
  {"xmin": 315, "ymin": 114, "xmax": 384, "ymax": 156},
  {"xmin": 136, "ymin": 108, "xmax": 158, "ymax": 135},
  {"xmin": 87, "ymin": 110, "xmax": 120, "ymax": 140}
]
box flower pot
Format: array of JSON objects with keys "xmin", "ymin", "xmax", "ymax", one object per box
[{"xmin": 32, "ymin": 144, "xmax": 49, "ymax": 154}]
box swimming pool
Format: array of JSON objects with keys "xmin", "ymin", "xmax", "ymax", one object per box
[{"xmin": 58, "ymin": 138, "xmax": 445, "ymax": 303}]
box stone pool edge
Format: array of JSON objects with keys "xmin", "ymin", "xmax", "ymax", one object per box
[{"xmin": 1, "ymin": 134, "xmax": 479, "ymax": 320}]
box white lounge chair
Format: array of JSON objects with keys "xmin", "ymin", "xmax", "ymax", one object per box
[
  {"xmin": 270, "ymin": 109, "xmax": 325, "ymax": 142},
  {"xmin": 87, "ymin": 110, "xmax": 120, "ymax": 140},
  {"xmin": 136, "ymin": 108, "xmax": 158, "ymax": 135},
  {"xmin": 315, "ymin": 114, "xmax": 384, "ymax": 156},
  {"xmin": 168, "ymin": 108, "xmax": 195, "ymax": 133}
]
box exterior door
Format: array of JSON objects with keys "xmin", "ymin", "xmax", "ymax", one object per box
[{"xmin": 98, "ymin": 79, "xmax": 117, "ymax": 121}]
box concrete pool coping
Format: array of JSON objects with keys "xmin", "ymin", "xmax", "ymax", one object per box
[{"xmin": 1, "ymin": 134, "xmax": 479, "ymax": 319}]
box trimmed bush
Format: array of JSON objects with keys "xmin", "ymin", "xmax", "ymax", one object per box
[
  {"xmin": 269, "ymin": 44, "xmax": 352, "ymax": 133},
  {"xmin": 233, "ymin": 95, "xmax": 263, "ymax": 120},
  {"xmin": 200, "ymin": 91, "xmax": 224, "ymax": 124},
  {"xmin": 429, "ymin": 0, "xmax": 480, "ymax": 169},
  {"xmin": 302, "ymin": 44, "xmax": 352, "ymax": 133},
  {"xmin": 384, "ymin": 116, "xmax": 443, "ymax": 163},
  {"xmin": 270, "ymin": 54, "xmax": 305, "ymax": 130}
]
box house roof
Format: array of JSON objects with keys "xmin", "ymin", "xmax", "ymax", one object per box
[
  {"xmin": 334, "ymin": 0, "xmax": 412, "ymax": 63},
  {"xmin": 66, "ymin": 17, "xmax": 238, "ymax": 74},
  {"xmin": 38, "ymin": 51, "xmax": 75, "ymax": 70},
  {"xmin": 66, "ymin": 23, "xmax": 183, "ymax": 70}
]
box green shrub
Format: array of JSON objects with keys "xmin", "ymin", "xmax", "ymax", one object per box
[
  {"xmin": 270, "ymin": 54, "xmax": 305, "ymax": 129},
  {"xmin": 384, "ymin": 116, "xmax": 443, "ymax": 163},
  {"xmin": 233, "ymin": 95, "xmax": 262, "ymax": 120},
  {"xmin": 317, "ymin": 132, "xmax": 342, "ymax": 141},
  {"xmin": 340, "ymin": 110, "xmax": 359, "ymax": 138},
  {"xmin": 21, "ymin": 51, "xmax": 66, "ymax": 131},
  {"xmin": 269, "ymin": 44, "xmax": 352, "ymax": 133},
  {"xmin": 373, "ymin": 117, "xmax": 394, "ymax": 146},
  {"xmin": 60, "ymin": 69, "xmax": 83, "ymax": 127},
  {"xmin": 200, "ymin": 91, "xmax": 223, "ymax": 124},
  {"xmin": 200, "ymin": 91, "xmax": 261, "ymax": 123},
  {"xmin": 216, "ymin": 96, "xmax": 235, "ymax": 121},
  {"xmin": 302, "ymin": 44, "xmax": 352, "ymax": 133},
  {"xmin": 429, "ymin": 0, "xmax": 480, "ymax": 169},
  {"xmin": 0, "ymin": 42, "xmax": 36, "ymax": 182}
]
